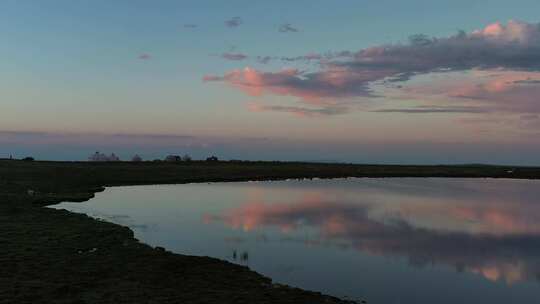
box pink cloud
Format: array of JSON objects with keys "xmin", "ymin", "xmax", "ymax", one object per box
[
  {"xmin": 204, "ymin": 67, "xmax": 390, "ymax": 103},
  {"xmin": 471, "ymin": 20, "xmax": 539, "ymax": 44},
  {"xmin": 206, "ymin": 20, "xmax": 540, "ymax": 102},
  {"xmin": 389, "ymin": 70, "xmax": 540, "ymax": 125},
  {"xmin": 418, "ymin": 71, "xmax": 540, "ymax": 114},
  {"xmin": 204, "ymin": 20, "xmax": 540, "ymax": 124}
]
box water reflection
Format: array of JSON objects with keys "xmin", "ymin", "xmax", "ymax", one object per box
[
  {"xmin": 51, "ymin": 178, "xmax": 540, "ymax": 303},
  {"xmin": 205, "ymin": 183, "xmax": 540, "ymax": 285}
]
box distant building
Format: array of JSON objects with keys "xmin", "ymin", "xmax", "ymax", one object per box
[
  {"xmin": 164, "ymin": 154, "xmax": 195, "ymax": 162},
  {"xmin": 165, "ymin": 155, "xmax": 182, "ymax": 162},
  {"xmin": 89, "ymin": 152, "xmax": 107, "ymax": 162},
  {"xmin": 131, "ymin": 154, "xmax": 143, "ymax": 162},
  {"xmin": 108, "ymin": 153, "xmax": 120, "ymax": 161},
  {"xmin": 89, "ymin": 152, "xmax": 121, "ymax": 162},
  {"xmin": 182, "ymin": 154, "xmax": 192, "ymax": 162},
  {"xmin": 206, "ymin": 155, "xmax": 219, "ymax": 162}
]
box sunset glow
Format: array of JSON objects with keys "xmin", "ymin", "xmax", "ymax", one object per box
[{"xmin": 2, "ymin": 1, "xmax": 540, "ymax": 163}]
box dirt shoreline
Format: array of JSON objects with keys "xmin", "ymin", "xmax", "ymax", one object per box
[{"xmin": 2, "ymin": 160, "xmax": 540, "ymax": 303}]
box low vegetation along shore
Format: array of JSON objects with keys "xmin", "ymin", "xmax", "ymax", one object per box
[{"xmin": 2, "ymin": 159, "xmax": 540, "ymax": 303}]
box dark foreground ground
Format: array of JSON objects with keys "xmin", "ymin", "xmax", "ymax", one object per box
[{"xmin": 2, "ymin": 160, "xmax": 540, "ymax": 303}]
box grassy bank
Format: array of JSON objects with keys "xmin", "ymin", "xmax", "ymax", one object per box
[
  {"xmin": 3, "ymin": 160, "xmax": 540, "ymax": 204},
  {"xmin": 2, "ymin": 159, "xmax": 539, "ymax": 303}
]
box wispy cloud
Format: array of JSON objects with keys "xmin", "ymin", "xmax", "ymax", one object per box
[
  {"xmin": 512, "ymin": 79, "xmax": 540, "ymax": 85},
  {"xmin": 248, "ymin": 103, "xmax": 348, "ymax": 117},
  {"xmin": 254, "ymin": 51, "xmax": 353, "ymax": 65},
  {"xmin": 256, "ymin": 56, "xmax": 273, "ymax": 64},
  {"xmin": 281, "ymin": 53, "xmax": 322, "ymax": 62},
  {"xmin": 222, "ymin": 52, "xmax": 248, "ymax": 61},
  {"xmin": 0, "ymin": 131, "xmax": 197, "ymax": 146},
  {"xmin": 183, "ymin": 24, "xmax": 197, "ymax": 29},
  {"xmin": 403, "ymin": 70, "xmax": 540, "ymax": 114},
  {"xmin": 225, "ymin": 17, "xmax": 243, "ymax": 28},
  {"xmin": 372, "ymin": 106, "xmax": 489, "ymax": 114},
  {"xmin": 278, "ymin": 23, "xmax": 299, "ymax": 33},
  {"xmin": 138, "ymin": 53, "xmax": 151, "ymax": 60}
]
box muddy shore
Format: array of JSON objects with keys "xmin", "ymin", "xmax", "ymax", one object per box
[{"xmin": 2, "ymin": 160, "xmax": 539, "ymax": 303}]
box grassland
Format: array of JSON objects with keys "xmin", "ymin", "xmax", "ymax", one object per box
[{"xmin": 2, "ymin": 159, "xmax": 539, "ymax": 303}]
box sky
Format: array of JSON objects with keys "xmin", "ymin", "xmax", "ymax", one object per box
[{"xmin": 2, "ymin": 0, "xmax": 540, "ymax": 164}]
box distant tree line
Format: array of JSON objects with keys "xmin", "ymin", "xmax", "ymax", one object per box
[
  {"xmin": 3, "ymin": 152, "xmax": 221, "ymax": 163},
  {"xmin": 87, "ymin": 152, "xmax": 219, "ymax": 162},
  {"xmin": 2, "ymin": 155, "xmax": 35, "ymax": 161}
]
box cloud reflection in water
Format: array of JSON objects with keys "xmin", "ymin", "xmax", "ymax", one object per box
[{"xmin": 205, "ymin": 182, "xmax": 540, "ymax": 285}]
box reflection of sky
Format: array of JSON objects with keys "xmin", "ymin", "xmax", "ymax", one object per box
[
  {"xmin": 206, "ymin": 178, "xmax": 540, "ymax": 285},
  {"xmin": 51, "ymin": 179, "xmax": 540, "ymax": 303}
]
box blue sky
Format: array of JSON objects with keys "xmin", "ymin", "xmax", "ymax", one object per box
[{"xmin": 2, "ymin": 1, "xmax": 540, "ymax": 164}]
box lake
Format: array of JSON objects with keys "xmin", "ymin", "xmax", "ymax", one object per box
[{"xmin": 51, "ymin": 178, "xmax": 540, "ymax": 303}]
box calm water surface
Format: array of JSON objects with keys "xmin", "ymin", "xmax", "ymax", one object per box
[{"xmin": 52, "ymin": 178, "xmax": 540, "ymax": 303}]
